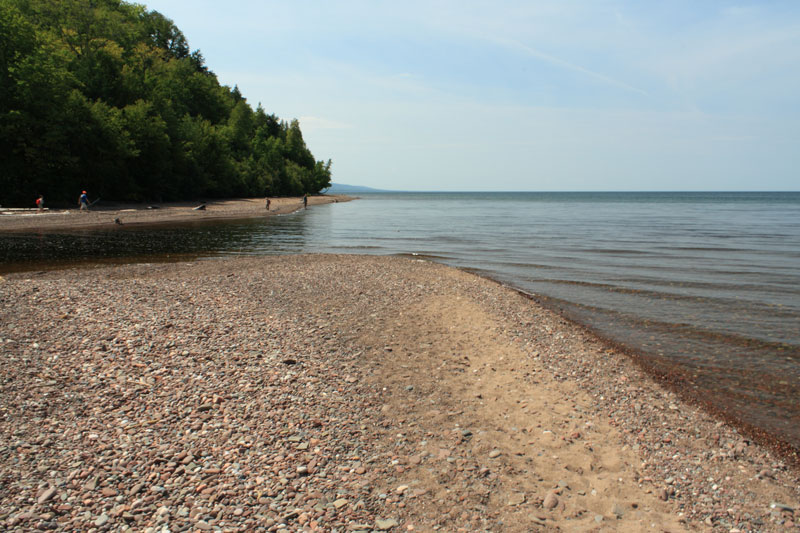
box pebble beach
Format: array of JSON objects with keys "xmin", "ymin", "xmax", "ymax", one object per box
[{"xmin": 1, "ymin": 254, "xmax": 798, "ymax": 532}]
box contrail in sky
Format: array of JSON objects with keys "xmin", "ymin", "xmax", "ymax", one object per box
[{"xmin": 505, "ymin": 39, "xmax": 648, "ymax": 96}]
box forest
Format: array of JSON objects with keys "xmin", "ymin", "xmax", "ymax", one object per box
[{"xmin": 0, "ymin": 0, "xmax": 332, "ymax": 206}]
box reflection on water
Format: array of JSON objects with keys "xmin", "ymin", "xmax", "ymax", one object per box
[
  {"xmin": 0, "ymin": 215, "xmax": 310, "ymax": 272},
  {"xmin": 1, "ymin": 192, "xmax": 799, "ymax": 453}
]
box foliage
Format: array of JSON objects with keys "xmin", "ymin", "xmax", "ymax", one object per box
[{"xmin": 0, "ymin": 0, "xmax": 332, "ymax": 206}]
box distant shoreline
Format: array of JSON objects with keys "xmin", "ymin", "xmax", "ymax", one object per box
[{"xmin": 0, "ymin": 195, "xmax": 352, "ymax": 233}]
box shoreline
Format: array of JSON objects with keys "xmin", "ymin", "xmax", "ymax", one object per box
[
  {"xmin": 507, "ymin": 286, "xmax": 800, "ymax": 470},
  {"xmin": 1, "ymin": 255, "xmax": 797, "ymax": 531},
  {"xmin": 0, "ymin": 195, "xmax": 351, "ymax": 233}
]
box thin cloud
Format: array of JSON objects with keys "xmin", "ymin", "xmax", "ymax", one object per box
[
  {"xmin": 708, "ymin": 135, "xmax": 757, "ymax": 142},
  {"xmin": 503, "ymin": 39, "xmax": 648, "ymax": 96}
]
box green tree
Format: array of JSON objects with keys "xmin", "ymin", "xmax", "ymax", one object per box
[
  {"xmin": 0, "ymin": 0, "xmax": 333, "ymax": 205},
  {"xmin": 120, "ymin": 99, "xmax": 171, "ymax": 199},
  {"xmin": 0, "ymin": 1, "xmax": 77, "ymax": 204},
  {"xmin": 142, "ymin": 10, "xmax": 188, "ymax": 59}
]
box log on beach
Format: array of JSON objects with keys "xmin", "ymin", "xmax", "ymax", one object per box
[{"xmin": 0, "ymin": 255, "xmax": 798, "ymax": 531}]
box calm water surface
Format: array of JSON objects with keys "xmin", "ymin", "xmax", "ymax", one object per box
[{"xmin": 2, "ymin": 192, "xmax": 799, "ymax": 449}]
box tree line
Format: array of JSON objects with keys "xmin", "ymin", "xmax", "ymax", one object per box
[{"xmin": 0, "ymin": 0, "xmax": 332, "ymax": 206}]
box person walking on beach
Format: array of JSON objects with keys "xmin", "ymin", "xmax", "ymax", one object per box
[
  {"xmin": 266, "ymin": 197, "xmax": 271, "ymax": 211},
  {"xmin": 303, "ymin": 194, "xmax": 308, "ymax": 209},
  {"xmin": 79, "ymin": 190, "xmax": 89, "ymax": 211},
  {"xmin": 35, "ymin": 195, "xmax": 44, "ymax": 212}
]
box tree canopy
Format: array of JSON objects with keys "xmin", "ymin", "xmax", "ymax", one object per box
[{"xmin": 0, "ymin": 0, "xmax": 332, "ymax": 206}]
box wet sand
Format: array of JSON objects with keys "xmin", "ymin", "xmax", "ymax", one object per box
[
  {"xmin": 0, "ymin": 196, "xmax": 350, "ymax": 233},
  {"xmin": 0, "ymin": 255, "xmax": 798, "ymax": 531}
]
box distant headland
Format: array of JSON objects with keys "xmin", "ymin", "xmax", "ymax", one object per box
[{"xmin": 324, "ymin": 183, "xmax": 392, "ymax": 194}]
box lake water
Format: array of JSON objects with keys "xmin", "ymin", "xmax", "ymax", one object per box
[{"xmin": 2, "ymin": 191, "xmax": 799, "ymax": 451}]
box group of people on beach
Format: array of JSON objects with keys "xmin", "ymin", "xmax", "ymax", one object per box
[
  {"xmin": 34, "ymin": 191, "xmax": 90, "ymax": 212},
  {"xmin": 265, "ymin": 194, "xmax": 308, "ymax": 211},
  {"xmin": 36, "ymin": 191, "xmax": 310, "ymax": 213}
]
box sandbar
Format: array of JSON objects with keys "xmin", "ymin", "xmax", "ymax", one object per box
[{"xmin": 0, "ymin": 196, "xmax": 350, "ymax": 233}]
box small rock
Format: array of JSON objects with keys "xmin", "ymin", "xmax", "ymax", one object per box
[
  {"xmin": 376, "ymin": 518, "xmax": 399, "ymax": 530},
  {"xmin": 489, "ymin": 450, "xmax": 502, "ymax": 459},
  {"xmin": 508, "ymin": 493, "xmax": 526, "ymax": 506},
  {"xmin": 37, "ymin": 487, "xmax": 57, "ymax": 504},
  {"xmin": 543, "ymin": 493, "xmax": 558, "ymax": 509},
  {"xmin": 95, "ymin": 513, "xmax": 109, "ymax": 527}
]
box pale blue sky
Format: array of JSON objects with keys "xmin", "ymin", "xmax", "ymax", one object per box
[{"xmin": 142, "ymin": 1, "xmax": 799, "ymax": 191}]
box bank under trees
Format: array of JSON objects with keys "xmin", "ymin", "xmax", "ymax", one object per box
[{"xmin": 0, "ymin": 0, "xmax": 332, "ymax": 206}]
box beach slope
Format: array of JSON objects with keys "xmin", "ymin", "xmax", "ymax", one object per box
[{"xmin": 0, "ymin": 255, "xmax": 797, "ymax": 531}]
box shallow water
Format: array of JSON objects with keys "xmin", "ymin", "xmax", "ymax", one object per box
[{"xmin": 2, "ymin": 192, "xmax": 799, "ymax": 449}]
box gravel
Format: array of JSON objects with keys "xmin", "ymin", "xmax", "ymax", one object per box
[{"xmin": 0, "ymin": 254, "xmax": 797, "ymax": 532}]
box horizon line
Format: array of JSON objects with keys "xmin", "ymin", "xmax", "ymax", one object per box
[{"xmin": 328, "ymin": 187, "xmax": 800, "ymax": 194}]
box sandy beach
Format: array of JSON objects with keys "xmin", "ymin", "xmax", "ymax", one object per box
[
  {"xmin": 0, "ymin": 196, "xmax": 350, "ymax": 233},
  {"xmin": 0, "ymin": 255, "xmax": 798, "ymax": 531}
]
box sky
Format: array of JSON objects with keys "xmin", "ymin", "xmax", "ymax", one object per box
[{"xmin": 141, "ymin": 1, "xmax": 800, "ymax": 191}]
